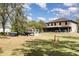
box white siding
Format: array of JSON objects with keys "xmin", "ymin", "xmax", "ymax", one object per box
[
  {"xmin": 0, "ymin": 23, "xmax": 11, "ymax": 32},
  {"xmin": 0, "ymin": 20, "xmax": 11, "ymax": 32},
  {"xmin": 70, "ymin": 22, "xmax": 77, "ymax": 32},
  {"xmin": 0, "ymin": 28, "xmax": 11, "ymax": 32}
]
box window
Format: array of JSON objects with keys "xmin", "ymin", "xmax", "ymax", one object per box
[
  {"xmin": 65, "ymin": 22, "xmax": 67, "ymax": 25},
  {"xmin": 54, "ymin": 23, "xmax": 56, "ymax": 26},
  {"xmin": 59, "ymin": 22, "xmax": 61, "ymax": 25},
  {"xmin": 46, "ymin": 24, "xmax": 49, "ymax": 26},
  {"xmin": 47, "ymin": 23, "xmax": 51, "ymax": 26},
  {"xmin": 51, "ymin": 23, "xmax": 53, "ymax": 26}
]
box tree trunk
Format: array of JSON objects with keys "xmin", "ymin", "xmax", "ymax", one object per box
[
  {"xmin": 2, "ymin": 22, "xmax": 6, "ymax": 35},
  {"xmin": 3, "ymin": 25, "xmax": 5, "ymax": 33},
  {"xmin": 2, "ymin": 16, "xmax": 6, "ymax": 35}
]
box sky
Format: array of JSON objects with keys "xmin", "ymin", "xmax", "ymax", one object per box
[{"xmin": 24, "ymin": 3, "xmax": 79, "ymax": 22}]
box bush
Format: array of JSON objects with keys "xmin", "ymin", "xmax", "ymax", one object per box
[{"xmin": 0, "ymin": 32, "xmax": 6, "ymax": 35}]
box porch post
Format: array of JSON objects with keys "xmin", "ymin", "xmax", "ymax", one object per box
[
  {"xmin": 59, "ymin": 28, "xmax": 61, "ymax": 32},
  {"xmin": 68, "ymin": 27, "xmax": 70, "ymax": 32}
]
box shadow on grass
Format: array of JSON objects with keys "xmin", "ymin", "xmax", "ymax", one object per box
[
  {"xmin": 59, "ymin": 36, "xmax": 79, "ymax": 39},
  {"xmin": 12, "ymin": 39, "xmax": 79, "ymax": 56}
]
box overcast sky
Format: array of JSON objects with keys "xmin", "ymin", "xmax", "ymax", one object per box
[{"xmin": 24, "ymin": 3, "xmax": 79, "ymax": 22}]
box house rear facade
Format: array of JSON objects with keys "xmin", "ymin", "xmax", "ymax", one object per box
[{"xmin": 43, "ymin": 18, "xmax": 78, "ymax": 33}]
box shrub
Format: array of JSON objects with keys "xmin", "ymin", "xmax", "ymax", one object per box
[{"xmin": 0, "ymin": 32, "xmax": 8, "ymax": 35}]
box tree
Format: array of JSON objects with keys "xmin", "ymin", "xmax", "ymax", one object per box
[
  {"xmin": 11, "ymin": 16, "xmax": 27, "ymax": 33},
  {"xmin": 0, "ymin": 4, "xmax": 10, "ymax": 34},
  {"xmin": 0, "ymin": 3, "xmax": 28, "ymax": 35},
  {"xmin": 27, "ymin": 20, "xmax": 40, "ymax": 30},
  {"xmin": 0, "ymin": 3, "xmax": 16, "ymax": 35},
  {"xmin": 38, "ymin": 20, "xmax": 46, "ymax": 32},
  {"xmin": 11, "ymin": 4, "xmax": 27, "ymax": 34},
  {"xmin": 27, "ymin": 20, "xmax": 46, "ymax": 32}
]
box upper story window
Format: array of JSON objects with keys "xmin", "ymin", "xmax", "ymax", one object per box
[
  {"xmin": 65, "ymin": 22, "xmax": 67, "ymax": 25},
  {"xmin": 47, "ymin": 24, "xmax": 49, "ymax": 26},
  {"xmin": 59, "ymin": 22, "xmax": 61, "ymax": 25},
  {"xmin": 47, "ymin": 23, "xmax": 51, "ymax": 26},
  {"xmin": 51, "ymin": 23, "xmax": 53, "ymax": 26},
  {"xmin": 54, "ymin": 23, "xmax": 56, "ymax": 26}
]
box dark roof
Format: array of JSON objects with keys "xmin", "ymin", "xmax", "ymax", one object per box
[{"xmin": 46, "ymin": 18, "xmax": 78, "ymax": 24}]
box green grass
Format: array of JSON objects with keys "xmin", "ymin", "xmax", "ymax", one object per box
[
  {"xmin": 11, "ymin": 33, "xmax": 79, "ymax": 56},
  {"xmin": 0, "ymin": 32, "xmax": 79, "ymax": 56},
  {"xmin": 59, "ymin": 36, "xmax": 79, "ymax": 39},
  {"xmin": 12, "ymin": 39, "xmax": 79, "ymax": 56}
]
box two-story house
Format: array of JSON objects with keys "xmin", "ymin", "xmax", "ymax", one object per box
[{"xmin": 43, "ymin": 18, "xmax": 78, "ymax": 32}]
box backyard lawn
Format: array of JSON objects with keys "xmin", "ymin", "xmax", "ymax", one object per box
[{"xmin": 0, "ymin": 32, "xmax": 79, "ymax": 56}]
